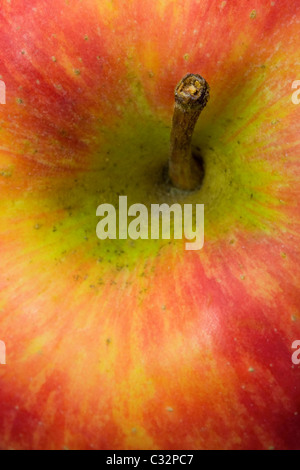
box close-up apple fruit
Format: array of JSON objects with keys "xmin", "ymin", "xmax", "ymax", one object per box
[{"xmin": 0, "ymin": 0, "xmax": 299, "ymax": 450}]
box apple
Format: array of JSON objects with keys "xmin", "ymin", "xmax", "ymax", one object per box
[{"xmin": 0, "ymin": 0, "xmax": 300, "ymax": 450}]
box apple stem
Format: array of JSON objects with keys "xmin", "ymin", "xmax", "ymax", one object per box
[{"xmin": 169, "ymin": 73, "xmax": 210, "ymax": 190}]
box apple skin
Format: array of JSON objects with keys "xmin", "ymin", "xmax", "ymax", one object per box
[{"xmin": 0, "ymin": 0, "xmax": 300, "ymax": 450}]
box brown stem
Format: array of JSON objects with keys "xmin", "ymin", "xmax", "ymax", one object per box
[{"xmin": 169, "ymin": 73, "xmax": 210, "ymax": 190}]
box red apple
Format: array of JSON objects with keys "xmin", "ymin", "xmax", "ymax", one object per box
[{"xmin": 0, "ymin": 0, "xmax": 299, "ymax": 450}]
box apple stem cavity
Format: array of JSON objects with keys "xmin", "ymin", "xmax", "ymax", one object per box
[{"xmin": 169, "ymin": 73, "xmax": 210, "ymax": 191}]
